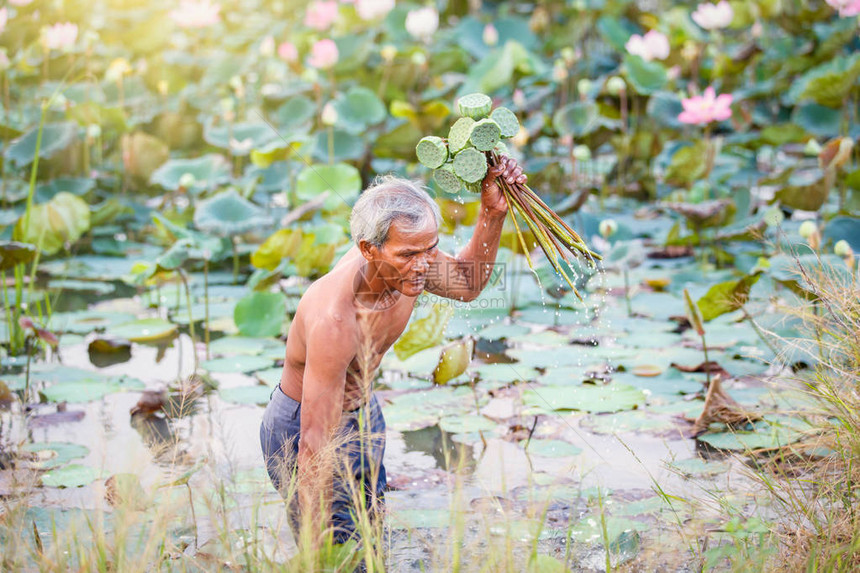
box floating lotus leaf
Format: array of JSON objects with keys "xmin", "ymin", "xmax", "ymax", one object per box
[
  {"xmin": 311, "ymin": 129, "xmax": 365, "ymax": 163},
  {"xmin": 570, "ymin": 514, "xmax": 646, "ymax": 546},
  {"xmin": 150, "ymin": 154, "xmax": 231, "ymax": 195},
  {"xmin": 49, "ymin": 310, "xmax": 137, "ymax": 334},
  {"xmin": 696, "ymin": 416, "xmax": 811, "ymax": 451},
  {"xmin": 41, "ymin": 376, "xmax": 144, "ymax": 403},
  {"xmin": 295, "ymin": 163, "xmax": 362, "ymax": 211},
  {"xmin": 41, "ymin": 464, "xmax": 102, "ymax": 488},
  {"xmin": 522, "ymin": 438, "xmax": 583, "ymax": 457},
  {"xmin": 333, "ymin": 86, "xmax": 387, "ymax": 134},
  {"xmin": 582, "ymin": 410, "xmax": 676, "ymax": 435},
  {"xmin": 107, "ymin": 318, "xmax": 178, "ymax": 343},
  {"xmin": 208, "ymin": 336, "xmax": 280, "ymax": 356},
  {"xmin": 219, "ymin": 384, "xmax": 274, "ymax": 405},
  {"xmin": 13, "ymin": 192, "xmax": 91, "ymax": 255},
  {"xmin": 475, "ymin": 322, "xmax": 530, "ymax": 341},
  {"xmin": 255, "ymin": 367, "xmax": 283, "ymax": 386},
  {"xmin": 787, "ymin": 53, "xmax": 860, "ymax": 108},
  {"xmin": 35, "ymin": 177, "xmax": 95, "ymax": 203},
  {"xmin": 200, "ymin": 355, "xmax": 273, "ymax": 373},
  {"xmin": 204, "ymin": 122, "xmax": 278, "ymax": 156},
  {"xmin": 523, "ymin": 383, "xmax": 645, "ymax": 413},
  {"xmin": 792, "ymin": 103, "xmax": 842, "ymax": 138},
  {"xmin": 233, "ymin": 291, "xmax": 287, "ymax": 337},
  {"xmin": 5, "ymin": 122, "xmax": 78, "ymax": 167},
  {"xmin": 666, "ymin": 457, "xmax": 730, "ymax": 478},
  {"xmin": 394, "ymin": 303, "xmax": 453, "ymax": 361},
  {"xmin": 20, "ymin": 442, "xmax": 89, "ymax": 470},
  {"xmin": 194, "ymin": 189, "xmax": 273, "ymax": 237},
  {"xmin": 0, "ymin": 241, "xmax": 37, "ymax": 271},
  {"xmin": 438, "ymin": 414, "xmax": 497, "ymax": 434},
  {"xmin": 470, "ymin": 363, "xmax": 539, "ymax": 385},
  {"xmin": 48, "ymin": 279, "xmax": 115, "ymax": 295},
  {"xmin": 389, "ymin": 508, "xmax": 452, "ymax": 530}
]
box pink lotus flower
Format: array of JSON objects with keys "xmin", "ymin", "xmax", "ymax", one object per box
[
  {"xmin": 308, "ymin": 38, "xmax": 339, "ymax": 69},
  {"xmin": 42, "ymin": 22, "xmax": 78, "ymax": 51},
  {"xmin": 825, "ymin": 0, "xmax": 860, "ymax": 17},
  {"xmin": 278, "ymin": 41, "xmax": 298, "ymax": 62},
  {"xmin": 305, "ymin": 1, "xmax": 338, "ymax": 31},
  {"xmin": 678, "ymin": 87, "xmax": 733, "ymax": 125},
  {"xmin": 405, "ymin": 6, "xmax": 439, "ymax": 41},
  {"xmin": 625, "ymin": 30, "xmax": 670, "ymax": 61},
  {"xmin": 170, "ymin": 0, "xmax": 220, "ymax": 29},
  {"xmin": 355, "ymin": 0, "xmax": 394, "ymax": 21},
  {"xmin": 691, "ymin": 1, "xmax": 733, "ymax": 30}
]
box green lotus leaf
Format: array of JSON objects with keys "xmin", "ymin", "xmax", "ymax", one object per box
[
  {"xmin": 470, "ymin": 363, "xmax": 539, "ymax": 385},
  {"xmin": 106, "ymin": 318, "xmax": 178, "ymax": 343},
  {"xmin": 48, "ymin": 310, "xmax": 137, "ymax": 334},
  {"xmin": 697, "ymin": 417, "xmax": 809, "ymax": 451},
  {"xmin": 275, "ymin": 96, "xmax": 316, "ymax": 132},
  {"xmin": 203, "ymin": 122, "xmax": 278, "ymax": 156},
  {"xmin": 474, "ymin": 322, "xmax": 530, "ymax": 341},
  {"xmin": 822, "ymin": 216, "xmax": 860, "ymax": 251},
  {"xmin": 150, "ymin": 154, "xmax": 232, "ymax": 195},
  {"xmin": 295, "ymin": 163, "xmax": 362, "ymax": 211},
  {"xmin": 5, "ymin": 122, "xmax": 78, "ymax": 167},
  {"xmin": 791, "ymin": 103, "xmax": 842, "ymax": 138},
  {"xmin": 194, "ymin": 189, "xmax": 273, "ymax": 236},
  {"xmin": 623, "ymin": 55, "xmax": 667, "ymax": 95},
  {"xmin": 787, "ymin": 53, "xmax": 860, "ymax": 108},
  {"xmin": 255, "ymin": 367, "xmax": 283, "ymax": 386},
  {"xmin": 521, "ymin": 438, "xmax": 583, "ymax": 457},
  {"xmin": 438, "ymin": 414, "xmax": 497, "ymax": 434},
  {"xmin": 666, "ymin": 457, "xmax": 730, "ymax": 478},
  {"xmin": 582, "ymin": 410, "xmax": 677, "ymax": 435},
  {"xmin": 41, "ymin": 464, "xmax": 102, "ymax": 488},
  {"xmin": 646, "ymin": 91, "xmax": 686, "ymax": 130},
  {"xmin": 200, "ymin": 355, "xmax": 273, "ymax": 373},
  {"xmin": 233, "ymin": 291, "xmax": 287, "ymax": 337},
  {"xmin": 35, "ymin": 177, "xmax": 95, "ymax": 203},
  {"xmin": 664, "ymin": 141, "xmax": 709, "ymax": 186},
  {"xmin": 13, "ymin": 192, "xmax": 91, "ymax": 255},
  {"xmin": 333, "ymin": 86, "xmax": 387, "ymax": 134},
  {"xmin": 393, "ymin": 303, "xmax": 454, "ymax": 361},
  {"xmin": 553, "ymin": 102, "xmax": 599, "ymax": 138},
  {"xmin": 219, "ymin": 384, "xmax": 273, "ymax": 405},
  {"xmin": 0, "ymin": 240, "xmax": 38, "ymax": 271},
  {"xmin": 522, "ymin": 383, "xmax": 645, "ymax": 414},
  {"xmin": 311, "ymin": 129, "xmax": 365, "ymax": 163},
  {"xmin": 433, "ymin": 338, "xmax": 474, "ymax": 385},
  {"xmin": 21, "ymin": 442, "xmax": 89, "ymax": 470},
  {"xmin": 696, "ymin": 274, "xmax": 760, "ymax": 321},
  {"xmin": 41, "ymin": 376, "xmax": 145, "ymax": 403},
  {"xmin": 208, "ymin": 336, "xmax": 281, "ymax": 356}
]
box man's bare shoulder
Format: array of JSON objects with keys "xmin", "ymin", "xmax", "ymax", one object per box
[{"xmin": 296, "ymin": 270, "xmax": 359, "ymax": 334}]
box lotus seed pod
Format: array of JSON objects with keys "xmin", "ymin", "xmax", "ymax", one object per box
[
  {"xmin": 798, "ymin": 221, "xmax": 818, "ymax": 239},
  {"xmin": 453, "ymin": 147, "xmax": 488, "ymax": 183},
  {"xmin": 321, "ymin": 102, "xmax": 338, "ymax": 126},
  {"xmin": 469, "ymin": 118, "xmax": 502, "ymax": 151},
  {"xmin": 457, "ymin": 93, "xmax": 492, "ymax": 119},
  {"xmin": 434, "ymin": 164, "xmax": 462, "ymax": 193},
  {"xmin": 493, "ymin": 141, "xmax": 509, "ymax": 156},
  {"xmin": 573, "ymin": 145, "xmax": 591, "ymax": 161},
  {"xmin": 179, "ymin": 173, "xmax": 197, "ymax": 189},
  {"xmin": 448, "ymin": 117, "xmax": 475, "ymax": 153},
  {"xmin": 834, "ymin": 239, "xmax": 853, "ymax": 257},
  {"xmin": 490, "ymin": 107, "xmax": 520, "ymax": 138},
  {"xmin": 465, "ymin": 181, "xmax": 482, "ymax": 194},
  {"xmin": 416, "ymin": 136, "xmax": 449, "ymax": 169},
  {"xmin": 606, "ymin": 76, "xmax": 626, "ymax": 96}
]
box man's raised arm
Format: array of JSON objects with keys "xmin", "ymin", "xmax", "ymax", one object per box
[
  {"xmin": 297, "ymin": 314, "xmax": 355, "ymax": 541},
  {"xmin": 425, "ymin": 155, "xmax": 526, "ymax": 302}
]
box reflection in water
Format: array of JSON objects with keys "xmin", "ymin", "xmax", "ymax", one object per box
[
  {"xmin": 130, "ymin": 413, "xmax": 187, "ymax": 465},
  {"xmin": 401, "ymin": 425, "xmax": 477, "ymax": 473}
]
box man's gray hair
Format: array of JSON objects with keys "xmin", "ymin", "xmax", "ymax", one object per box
[{"xmin": 350, "ymin": 174, "xmax": 441, "ymax": 247}]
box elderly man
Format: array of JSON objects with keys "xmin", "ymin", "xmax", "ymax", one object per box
[{"xmin": 259, "ymin": 156, "xmax": 526, "ymax": 546}]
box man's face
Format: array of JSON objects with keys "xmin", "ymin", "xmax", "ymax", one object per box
[{"xmin": 372, "ymin": 217, "xmax": 439, "ymax": 297}]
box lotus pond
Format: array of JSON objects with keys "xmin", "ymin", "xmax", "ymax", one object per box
[{"xmin": 1, "ymin": 0, "xmax": 859, "ymax": 570}]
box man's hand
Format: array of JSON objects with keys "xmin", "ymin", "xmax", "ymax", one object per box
[{"xmin": 480, "ymin": 154, "xmax": 527, "ymax": 218}]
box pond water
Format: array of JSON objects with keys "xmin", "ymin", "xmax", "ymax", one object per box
[{"xmin": 1, "ymin": 253, "xmax": 801, "ymax": 570}]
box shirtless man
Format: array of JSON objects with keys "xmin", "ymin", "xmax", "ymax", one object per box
[{"xmin": 260, "ymin": 155, "xmax": 526, "ymax": 546}]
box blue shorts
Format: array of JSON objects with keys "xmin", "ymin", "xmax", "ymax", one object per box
[{"xmin": 259, "ymin": 384, "xmax": 387, "ymax": 544}]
